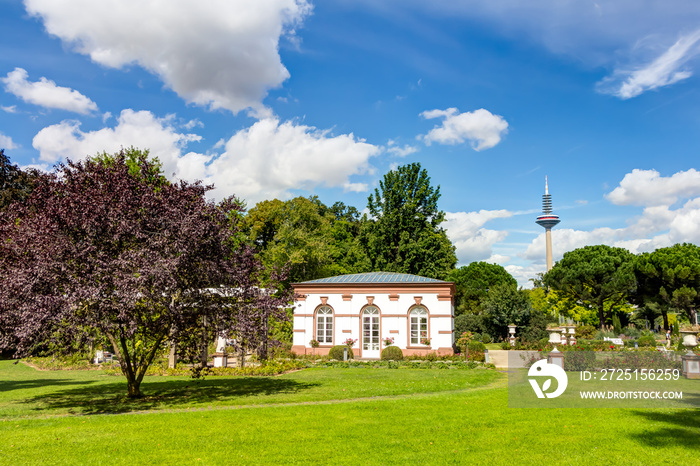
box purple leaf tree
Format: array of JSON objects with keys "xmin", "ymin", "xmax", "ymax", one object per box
[{"xmin": 0, "ymin": 150, "xmax": 291, "ymax": 397}]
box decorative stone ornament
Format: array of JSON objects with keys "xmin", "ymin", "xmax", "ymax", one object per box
[
  {"xmin": 567, "ymin": 326, "xmax": 576, "ymax": 346},
  {"xmin": 680, "ymin": 330, "xmax": 698, "ymax": 350},
  {"xmin": 548, "ymin": 329, "xmax": 562, "ymax": 345},
  {"xmin": 682, "ymin": 353, "xmax": 700, "ymax": 379},
  {"xmin": 680, "ymin": 329, "xmax": 699, "ymax": 379},
  {"xmin": 508, "ymin": 325, "xmax": 517, "ymax": 347},
  {"xmin": 561, "ymin": 327, "xmax": 568, "ymax": 346}
]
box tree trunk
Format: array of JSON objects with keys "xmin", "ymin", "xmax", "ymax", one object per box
[
  {"xmin": 662, "ymin": 311, "xmax": 669, "ymax": 332},
  {"xmin": 127, "ymin": 379, "xmax": 142, "ymax": 398},
  {"xmin": 200, "ymin": 317, "xmax": 209, "ymax": 369},
  {"xmin": 598, "ymin": 303, "xmax": 605, "ymax": 330}
]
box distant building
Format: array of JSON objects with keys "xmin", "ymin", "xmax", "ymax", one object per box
[
  {"xmin": 535, "ymin": 176, "xmax": 560, "ymax": 271},
  {"xmin": 291, "ymin": 272, "xmax": 455, "ymax": 358}
]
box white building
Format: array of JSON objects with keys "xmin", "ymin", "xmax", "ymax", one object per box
[{"xmin": 291, "ymin": 272, "xmax": 455, "ymax": 358}]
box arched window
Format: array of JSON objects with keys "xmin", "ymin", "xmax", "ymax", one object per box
[
  {"xmin": 409, "ymin": 307, "xmax": 429, "ymax": 345},
  {"xmin": 316, "ymin": 306, "xmax": 333, "ymax": 344}
]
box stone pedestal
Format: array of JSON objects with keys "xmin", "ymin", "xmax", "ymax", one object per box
[
  {"xmin": 548, "ymin": 347, "xmax": 564, "ymax": 369},
  {"xmin": 681, "ymin": 353, "xmax": 700, "ymax": 379},
  {"xmin": 212, "ymin": 352, "xmax": 228, "ymax": 368}
]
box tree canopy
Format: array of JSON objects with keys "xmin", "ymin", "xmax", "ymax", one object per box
[
  {"xmin": 363, "ymin": 162, "xmax": 456, "ymax": 279},
  {"xmin": 544, "ymin": 245, "xmax": 636, "ymax": 329},
  {"xmin": 244, "ymin": 196, "xmax": 370, "ymax": 284},
  {"xmin": 447, "ymin": 262, "xmax": 517, "ymax": 315},
  {"xmin": 481, "ymin": 282, "xmax": 533, "ymax": 339},
  {"xmin": 0, "ymin": 150, "xmax": 289, "ymax": 397},
  {"xmin": 633, "ymin": 243, "xmax": 700, "ymax": 329}
]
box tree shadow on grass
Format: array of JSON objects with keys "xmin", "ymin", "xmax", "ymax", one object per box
[
  {"xmin": 629, "ymin": 401, "xmax": 700, "ymax": 450},
  {"xmin": 0, "ymin": 378, "xmax": 99, "ymax": 393},
  {"xmin": 24, "ymin": 376, "xmax": 320, "ymax": 416}
]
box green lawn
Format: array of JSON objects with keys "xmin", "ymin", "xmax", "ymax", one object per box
[{"xmin": 1, "ymin": 360, "xmax": 698, "ymax": 465}]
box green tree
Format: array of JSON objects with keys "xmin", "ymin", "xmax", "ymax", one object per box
[
  {"xmin": 481, "ymin": 283, "xmax": 533, "ymax": 340},
  {"xmin": 363, "ymin": 163, "xmax": 456, "ymax": 279},
  {"xmin": 447, "ymin": 262, "xmax": 517, "ymax": 315},
  {"xmin": 245, "ymin": 196, "xmax": 370, "ymax": 285},
  {"xmin": 633, "ymin": 243, "xmax": 700, "ymax": 330},
  {"xmin": 544, "ymin": 245, "xmax": 636, "ymax": 329},
  {"xmin": 0, "ymin": 149, "xmax": 43, "ymax": 210}
]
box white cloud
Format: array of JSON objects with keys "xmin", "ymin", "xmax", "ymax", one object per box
[
  {"xmin": 200, "ymin": 118, "xmax": 381, "ymax": 202},
  {"xmin": 444, "ymin": 209, "xmax": 512, "ymax": 264},
  {"xmin": 1, "ymin": 105, "xmax": 17, "ymax": 113},
  {"xmin": 386, "ymin": 140, "xmax": 418, "ymax": 157},
  {"xmin": 32, "ymin": 109, "xmax": 201, "ymax": 175},
  {"xmin": 0, "ymin": 131, "xmax": 18, "ymax": 149},
  {"xmin": 420, "ymin": 108, "xmax": 508, "ymax": 150},
  {"xmin": 1, "ymin": 68, "xmax": 98, "ymax": 114},
  {"xmin": 597, "ymin": 30, "xmax": 700, "ymax": 99},
  {"xmin": 31, "ymin": 111, "xmax": 380, "ymax": 204},
  {"xmin": 24, "ymin": 0, "xmax": 312, "ymax": 116},
  {"xmin": 606, "ymin": 168, "xmax": 700, "ymax": 206}
]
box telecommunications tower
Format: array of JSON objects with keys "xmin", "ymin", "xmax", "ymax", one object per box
[{"xmin": 535, "ymin": 176, "xmax": 560, "ymax": 271}]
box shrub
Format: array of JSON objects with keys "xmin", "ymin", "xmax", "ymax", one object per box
[
  {"xmin": 622, "ymin": 326, "xmax": 641, "ymax": 339},
  {"xmin": 563, "ymin": 351, "xmax": 596, "ymax": 371},
  {"xmin": 381, "ymin": 346, "xmax": 404, "ymax": 360},
  {"xmin": 481, "ymin": 333, "xmax": 492, "ymax": 344},
  {"xmin": 328, "ymin": 345, "xmax": 354, "ymax": 360},
  {"xmin": 612, "ymin": 314, "xmax": 622, "ymax": 335},
  {"xmin": 454, "ymin": 313, "xmax": 484, "ymax": 335},
  {"xmin": 576, "ymin": 325, "xmax": 597, "ymax": 340},
  {"xmin": 539, "ymin": 337, "xmax": 550, "ymax": 349},
  {"xmin": 472, "ymin": 333, "xmax": 482, "ymax": 342},
  {"xmin": 466, "ymin": 341, "xmax": 486, "ymax": 362},
  {"xmin": 637, "ymin": 335, "xmax": 657, "ymax": 347}
]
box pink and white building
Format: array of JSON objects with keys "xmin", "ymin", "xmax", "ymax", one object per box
[{"xmin": 291, "ymin": 272, "xmax": 455, "ymax": 358}]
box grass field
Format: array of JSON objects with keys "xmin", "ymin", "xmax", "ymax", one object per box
[{"xmin": 1, "ymin": 360, "xmax": 698, "ymax": 465}]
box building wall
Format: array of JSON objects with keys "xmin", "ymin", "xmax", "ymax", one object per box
[{"xmin": 291, "ymin": 285, "xmax": 454, "ymax": 358}]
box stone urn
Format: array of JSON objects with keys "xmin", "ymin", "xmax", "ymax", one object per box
[
  {"xmin": 508, "ymin": 325, "xmax": 517, "ymax": 347},
  {"xmin": 548, "ymin": 328, "xmax": 562, "ymax": 345},
  {"xmin": 680, "ymin": 330, "xmax": 698, "ymax": 353},
  {"xmin": 567, "ymin": 326, "xmax": 576, "ymax": 346}
]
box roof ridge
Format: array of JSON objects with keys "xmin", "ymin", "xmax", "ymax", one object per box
[{"xmin": 296, "ymin": 271, "xmax": 446, "ymax": 284}]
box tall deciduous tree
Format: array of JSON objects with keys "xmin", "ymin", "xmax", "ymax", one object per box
[
  {"xmin": 245, "ymin": 196, "xmax": 369, "ymax": 285},
  {"xmin": 363, "ymin": 163, "xmax": 456, "ymax": 279},
  {"xmin": 447, "ymin": 262, "xmax": 517, "ymax": 315},
  {"xmin": 0, "ymin": 150, "xmax": 289, "ymax": 397},
  {"xmin": 634, "ymin": 243, "xmax": 700, "ymax": 329},
  {"xmin": 544, "ymin": 245, "xmax": 636, "ymax": 329},
  {"xmin": 481, "ymin": 283, "xmax": 533, "ymax": 339}
]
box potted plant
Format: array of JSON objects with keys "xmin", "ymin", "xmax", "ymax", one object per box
[
  {"xmin": 383, "ymin": 337, "xmax": 395, "ymax": 346},
  {"xmin": 420, "ymin": 337, "xmax": 431, "ymax": 347}
]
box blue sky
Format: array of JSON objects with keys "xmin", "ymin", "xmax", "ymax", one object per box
[{"xmin": 3, "ymin": 0, "xmax": 700, "ymax": 286}]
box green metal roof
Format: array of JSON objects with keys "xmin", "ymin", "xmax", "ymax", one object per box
[{"xmin": 298, "ymin": 272, "xmax": 446, "ymax": 284}]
